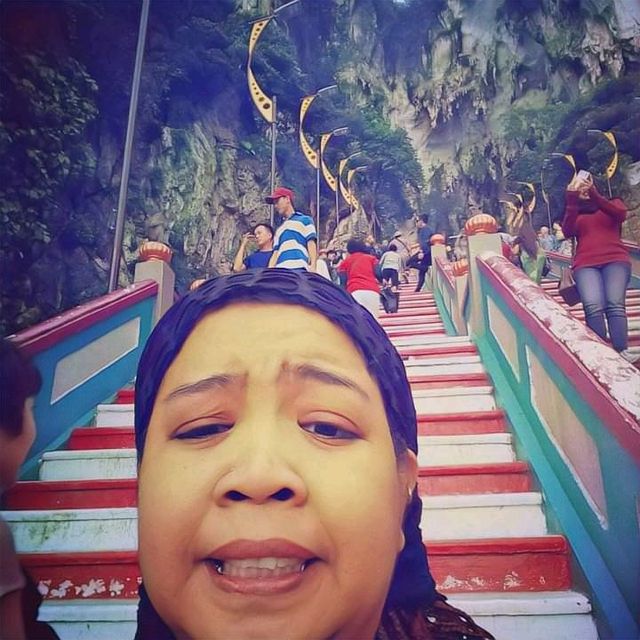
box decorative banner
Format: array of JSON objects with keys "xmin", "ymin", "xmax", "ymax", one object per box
[
  {"xmin": 603, "ymin": 131, "xmax": 618, "ymax": 179},
  {"xmin": 299, "ymin": 95, "xmax": 318, "ymax": 169},
  {"xmin": 554, "ymin": 153, "xmax": 577, "ymax": 180},
  {"xmin": 516, "ymin": 181, "xmax": 536, "ymax": 214},
  {"xmin": 320, "ymin": 133, "xmax": 338, "ymax": 192},
  {"xmin": 338, "ymin": 158, "xmax": 352, "ymax": 205},
  {"xmin": 247, "ymin": 19, "xmax": 275, "ymax": 123},
  {"xmin": 347, "ymin": 169, "xmax": 361, "ymax": 210}
]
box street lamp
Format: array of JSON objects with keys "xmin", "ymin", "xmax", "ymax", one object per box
[
  {"xmin": 247, "ymin": 0, "xmax": 301, "ymax": 223},
  {"xmin": 587, "ymin": 128, "xmax": 618, "ymax": 197},
  {"xmin": 317, "ymin": 126, "xmax": 348, "ymax": 241},
  {"xmin": 298, "ymin": 84, "xmax": 338, "ymax": 230},
  {"xmin": 108, "ymin": 0, "xmax": 150, "ymax": 293},
  {"xmin": 336, "ymin": 151, "xmax": 363, "ymax": 235}
]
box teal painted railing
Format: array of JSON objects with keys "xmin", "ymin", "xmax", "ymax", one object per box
[
  {"xmin": 466, "ymin": 250, "xmax": 640, "ymax": 640},
  {"xmin": 12, "ymin": 280, "xmax": 158, "ymax": 477}
]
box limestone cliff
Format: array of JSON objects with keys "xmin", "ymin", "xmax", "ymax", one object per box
[{"xmin": 1, "ymin": 0, "xmax": 639, "ymax": 334}]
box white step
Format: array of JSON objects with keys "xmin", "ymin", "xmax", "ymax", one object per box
[
  {"xmin": 40, "ymin": 449, "xmax": 137, "ymax": 480},
  {"xmin": 385, "ymin": 323, "xmax": 446, "ymax": 332},
  {"xmin": 420, "ymin": 493, "xmax": 547, "ymax": 539},
  {"xmin": 417, "ymin": 434, "xmax": 515, "ymax": 466},
  {"xmin": 38, "ymin": 592, "xmax": 597, "ymax": 640},
  {"xmin": 95, "ymin": 404, "xmax": 134, "ymax": 427},
  {"xmin": 449, "ymin": 592, "xmax": 598, "ymax": 640},
  {"xmin": 2, "ymin": 508, "xmax": 137, "ymax": 553},
  {"xmin": 39, "ymin": 600, "xmax": 138, "ymax": 640},
  {"xmin": 413, "ymin": 386, "xmax": 496, "ymax": 413},
  {"xmin": 392, "ymin": 335, "xmax": 473, "ymax": 347},
  {"xmin": 404, "ymin": 357, "xmax": 485, "ymax": 376}
]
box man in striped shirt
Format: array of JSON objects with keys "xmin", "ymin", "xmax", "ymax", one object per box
[{"xmin": 266, "ymin": 187, "xmax": 317, "ymax": 272}]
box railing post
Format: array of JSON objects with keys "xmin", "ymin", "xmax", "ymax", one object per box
[
  {"xmin": 133, "ymin": 241, "xmax": 175, "ymax": 324},
  {"xmin": 465, "ymin": 215, "xmax": 502, "ymax": 335}
]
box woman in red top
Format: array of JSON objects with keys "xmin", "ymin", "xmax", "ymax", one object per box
[
  {"xmin": 337, "ymin": 238, "xmax": 381, "ymax": 319},
  {"xmin": 561, "ymin": 172, "xmax": 636, "ymax": 362}
]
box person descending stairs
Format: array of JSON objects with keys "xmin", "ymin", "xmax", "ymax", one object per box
[
  {"xmin": 3, "ymin": 284, "xmax": 598, "ymax": 639},
  {"xmin": 539, "ymin": 277, "xmax": 640, "ymax": 364}
]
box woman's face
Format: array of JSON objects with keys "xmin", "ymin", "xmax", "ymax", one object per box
[{"xmin": 138, "ymin": 303, "xmax": 416, "ymax": 640}]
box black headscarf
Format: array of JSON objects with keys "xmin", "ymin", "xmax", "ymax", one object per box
[{"xmin": 134, "ymin": 269, "xmax": 439, "ymax": 638}]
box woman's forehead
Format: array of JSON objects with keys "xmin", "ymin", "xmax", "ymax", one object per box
[{"xmin": 160, "ymin": 302, "xmax": 373, "ymax": 386}]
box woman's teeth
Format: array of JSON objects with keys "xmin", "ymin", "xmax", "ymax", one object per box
[{"xmin": 211, "ymin": 557, "xmax": 312, "ymax": 578}]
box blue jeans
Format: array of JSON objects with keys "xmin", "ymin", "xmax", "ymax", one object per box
[{"xmin": 573, "ymin": 261, "xmax": 631, "ymax": 351}]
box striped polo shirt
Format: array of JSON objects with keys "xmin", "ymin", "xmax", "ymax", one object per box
[{"xmin": 273, "ymin": 212, "xmax": 317, "ymax": 270}]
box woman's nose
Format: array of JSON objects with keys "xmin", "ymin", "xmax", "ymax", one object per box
[{"xmin": 212, "ymin": 425, "xmax": 308, "ymax": 507}]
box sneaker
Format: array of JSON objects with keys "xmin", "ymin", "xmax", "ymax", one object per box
[{"xmin": 619, "ymin": 349, "xmax": 640, "ymax": 364}]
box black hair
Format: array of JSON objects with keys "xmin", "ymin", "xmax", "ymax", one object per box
[
  {"xmin": 0, "ymin": 339, "xmax": 42, "ymax": 436},
  {"xmin": 388, "ymin": 243, "xmax": 398, "ymax": 252},
  {"xmin": 346, "ymin": 238, "xmax": 368, "ymax": 254},
  {"xmin": 419, "ymin": 214, "xmax": 429, "ymax": 224},
  {"xmin": 252, "ymin": 222, "xmax": 274, "ymax": 237}
]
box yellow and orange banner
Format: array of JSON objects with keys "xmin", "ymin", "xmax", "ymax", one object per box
[
  {"xmin": 299, "ymin": 95, "xmax": 319, "ymax": 169},
  {"xmin": 247, "ymin": 19, "xmax": 275, "ymax": 123}
]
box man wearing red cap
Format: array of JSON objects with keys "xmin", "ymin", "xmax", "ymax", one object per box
[{"xmin": 266, "ymin": 187, "xmax": 317, "ymax": 272}]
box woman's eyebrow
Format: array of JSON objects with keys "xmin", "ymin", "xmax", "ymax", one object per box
[
  {"xmin": 163, "ymin": 373, "xmax": 244, "ymax": 402},
  {"xmin": 280, "ymin": 363, "xmax": 370, "ymax": 400}
]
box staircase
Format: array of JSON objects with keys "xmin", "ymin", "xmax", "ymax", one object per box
[{"xmin": 2, "ymin": 284, "xmax": 599, "ymax": 639}]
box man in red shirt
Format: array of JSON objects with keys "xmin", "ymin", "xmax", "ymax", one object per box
[{"xmin": 337, "ymin": 238, "xmax": 381, "ymax": 319}]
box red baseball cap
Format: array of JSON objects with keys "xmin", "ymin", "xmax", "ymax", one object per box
[{"xmin": 265, "ymin": 186, "xmax": 294, "ymax": 204}]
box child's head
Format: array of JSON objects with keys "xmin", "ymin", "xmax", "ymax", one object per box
[
  {"xmin": 134, "ymin": 270, "xmax": 435, "ymax": 639},
  {"xmin": 388, "ymin": 243, "xmax": 398, "ymax": 252},
  {"xmin": 0, "ymin": 339, "xmax": 41, "ymax": 490}
]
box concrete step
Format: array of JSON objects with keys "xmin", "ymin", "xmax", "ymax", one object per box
[
  {"xmin": 392, "ymin": 334, "xmax": 473, "ymax": 347},
  {"xmin": 409, "ymin": 372, "xmax": 489, "ymax": 390},
  {"xmin": 399, "ymin": 342, "xmax": 478, "ymax": 360},
  {"xmin": 40, "ymin": 449, "xmax": 137, "ymax": 481},
  {"xmin": 418, "ymin": 462, "xmax": 531, "ymax": 495},
  {"xmin": 420, "ymin": 493, "xmax": 547, "ymax": 540},
  {"xmin": 20, "ymin": 536, "xmax": 572, "ymax": 602},
  {"xmin": 6, "ymin": 462, "xmax": 532, "ymax": 511},
  {"xmin": 417, "ymin": 410, "xmax": 507, "ymax": 436},
  {"xmin": 95, "ymin": 404, "xmax": 134, "ymax": 428},
  {"xmin": 380, "ymin": 314, "xmax": 443, "ymax": 326},
  {"xmin": 413, "ymin": 386, "xmax": 496, "ymax": 414},
  {"xmin": 404, "ymin": 355, "xmax": 485, "ymax": 376},
  {"xmin": 386, "ymin": 325, "xmax": 446, "ymax": 338},
  {"xmin": 2, "ymin": 508, "xmax": 137, "ymax": 553},
  {"xmin": 418, "ymin": 433, "xmax": 515, "ymax": 466},
  {"xmin": 449, "ymin": 592, "xmax": 598, "ymax": 640},
  {"xmin": 68, "ymin": 427, "xmax": 134, "ymax": 450}
]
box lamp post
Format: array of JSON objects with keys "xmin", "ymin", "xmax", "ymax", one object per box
[
  {"xmin": 587, "ymin": 128, "xmax": 618, "ymax": 197},
  {"xmin": 540, "ymin": 160, "xmax": 552, "ymax": 229},
  {"xmin": 108, "ymin": 0, "xmax": 150, "ymax": 293},
  {"xmin": 317, "ymin": 126, "xmax": 348, "ymax": 242},
  {"xmin": 298, "ymin": 84, "xmax": 338, "ymax": 231},
  {"xmin": 336, "ymin": 151, "xmax": 363, "ymax": 237},
  {"xmin": 247, "ymin": 0, "xmax": 301, "ymax": 224}
]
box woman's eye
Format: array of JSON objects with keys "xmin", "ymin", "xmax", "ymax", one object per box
[
  {"xmin": 174, "ymin": 423, "xmax": 232, "ymax": 440},
  {"xmin": 302, "ymin": 422, "xmax": 357, "ymax": 440}
]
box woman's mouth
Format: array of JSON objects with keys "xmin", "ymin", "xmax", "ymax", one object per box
[{"xmin": 208, "ymin": 557, "xmax": 317, "ymax": 578}]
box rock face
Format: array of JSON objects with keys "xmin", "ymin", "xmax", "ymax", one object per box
[{"xmin": 1, "ymin": 0, "xmax": 639, "ymax": 334}]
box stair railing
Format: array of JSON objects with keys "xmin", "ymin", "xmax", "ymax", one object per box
[
  {"xmin": 456, "ymin": 226, "xmax": 640, "ymax": 640},
  {"xmin": 9, "ymin": 252, "xmax": 174, "ymax": 478}
]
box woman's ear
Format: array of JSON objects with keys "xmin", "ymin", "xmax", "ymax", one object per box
[{"xmin": 398, "ymin": 450, "xmax": 418, "ymax": 503}]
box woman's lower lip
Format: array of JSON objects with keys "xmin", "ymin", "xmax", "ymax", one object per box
[{"xmin": 205, "ymin": 562, "xmax": 314, "ymax": 596}]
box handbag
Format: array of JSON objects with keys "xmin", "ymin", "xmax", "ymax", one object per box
[{"xmin": 558, "ymin": 266, "xmax": 581, "ymax": 306}]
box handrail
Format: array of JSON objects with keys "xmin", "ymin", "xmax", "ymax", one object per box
[
  {"xmin": 478, "ymin": 253, "xmax": 640, "ymax": 457},
  {"xmin": 14, "ymin": 280, "xmax": 158, "ymax": 355}
]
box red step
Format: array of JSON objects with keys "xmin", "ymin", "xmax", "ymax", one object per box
[
  {"xmin": 4, "ymin": 479, "xmax": 137, "ymax": 509},
  {"xmin": 68, "ymin": 427, "xmax": 134, "ymax": 450},
  {"xmin": 5, "ymin": 459, "xmax": 530, "ymax": 511},
  {"xmin": 116, "ymin": 389, "xmax": 135, "ymax": 404},
  {"xmin": 398, "ymin": 344, "xmax": 478, "ymax": 359},
  {"xmin": 418, "ymin": 462, "xmax": 531, "ymax": 495},
  {"xmin": 386, "ymin": 326, "xmax": 446, "ymax": 338},
  {"xmin": 418, "ymin": 410, "xmax": 507, "ymax": 435},
  {"xmin": 426, "ymin": 536, "xmax": 572, "ymax": 593},
  {"xmin": 19, "ymin": 536, "xmax": 570, "ymax": 600},
  {"xmin": 409, "ymin": 372, "xmax": 489, "ymax": 390}
]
